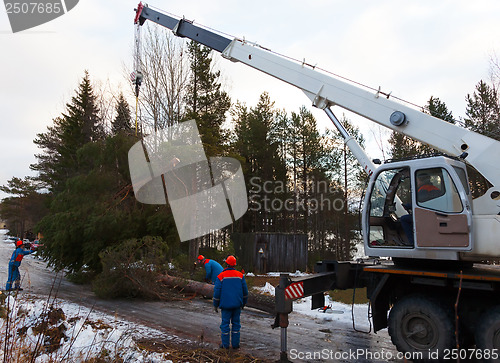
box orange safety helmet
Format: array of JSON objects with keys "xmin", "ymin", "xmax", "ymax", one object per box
[
  {"xmin": 197, "ymin": 255, "xmax": 205, "ymax": 261},
  {"xmin": 225, "ymin": 255, "xmax": 237, "ymax": 266},
  {"xmin": 16, "ymin": 240, "xmax": 23, "ymax": 247}
]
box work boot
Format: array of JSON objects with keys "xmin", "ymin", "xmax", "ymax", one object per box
[
  {"xmin": 219, "ymin": 344, "xmax": 229, "ymax": 349},
  {"xmin": 14, "ymin": 287, "xmax": 23, "ymax": 291}
]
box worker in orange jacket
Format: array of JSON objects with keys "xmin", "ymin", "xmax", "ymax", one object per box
[{"xmin": 213, "ymin": 255, "xmax": 248, "ymax": 349}]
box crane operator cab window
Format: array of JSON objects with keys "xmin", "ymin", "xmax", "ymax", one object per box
[
  {"xmin": 368, "ymin": 165, "xmax": 469, "ymax": 249},
  {"xmin": 368, "ymin": 167, "xmax": 412, "ymax": 248},
  {"xmin": 415, "ymin": 168, "xmax": 461, "ymax": 212}
]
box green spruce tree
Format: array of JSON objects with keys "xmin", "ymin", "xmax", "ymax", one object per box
[
  {"xmin": 31, "ymin": 71, "xmax": 104, "ymax": 191},
  {"xmin": 111, "ymin": 93, "xmax": 132, "ymax": 135}
]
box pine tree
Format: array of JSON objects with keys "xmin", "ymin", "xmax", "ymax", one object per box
[
  {"xmin": 31, "ymin": 71, "xmax": 104, "ymax": 191},
  {"xmin": 0, "ymin": 177, "xmax": 47, "ymax": 238},
  {"xmin": 232, "ymin": 93, "xmax": 287, "ymax": 233},
  {"xmin": 289, "ymin": 107, "xmax": 326, "ymax": 233},
  {"xmin": 465, "ymin": 80, "xmax": 500, "ymax": 141},
  {"xmin": 111, "ymin": 93, "xmax": 132, "ymax": 135},
  {"xmin": 388, "ymin": 96, "xmax": 454, "ymax": 158},
  {"xmin": 181, "ymin": 41, "xmax": 232, "ymax": 259},
  {"xmin": 427, "ymin": 96, "xmax": 454, "ymax": 123},
  {"xmin": 387, "ymin": 132, "xmax": 421, "ymax": 159},
  {"xmin": 184, "ymin": 41, "xmax": 231, "ymax": 156},
  {"xmin": 463, "ymin": 80, "xmax": 500, "ymax": 197},
  {"xmin": 340, "ymin": 119, "xmax": 365, "ymax": 259}
]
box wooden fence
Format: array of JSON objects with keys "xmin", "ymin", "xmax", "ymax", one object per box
[{"xmin": 232, "ymin": 233, "xmax": 308, "ymax": 273}]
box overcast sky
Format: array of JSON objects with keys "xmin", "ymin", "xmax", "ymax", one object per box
[{"xmin": 1, "ymin": 0, "xmax": 499, "ymax": 200}]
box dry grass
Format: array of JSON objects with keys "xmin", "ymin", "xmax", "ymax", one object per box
[
  {"xmin": 136, "ymin": 338, "xmax": 272, "ymax": 363},
  {"xmin": 0, "ymin": 291, "xmax": 272, "ymax": 363},
  {"xmin": 329, "ymin": 287, "xmax": 368, "ymax": 304},
  {"xmin": 244, "ymin": 275, "xmax": 279, "ymax": 290}
]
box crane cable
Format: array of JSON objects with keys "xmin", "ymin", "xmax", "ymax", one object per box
[
  {"xmin": 133, "ymin": 12, "xmax": 143, "ymax": 137},
  {"xmin": 135, "ymin": 88, "xmax": 139, "ymax": 137}
]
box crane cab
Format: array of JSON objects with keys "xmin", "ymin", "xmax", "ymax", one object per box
[{"xmin": 362, "ymin": 155, "xmax": 473, "ymax": 261}]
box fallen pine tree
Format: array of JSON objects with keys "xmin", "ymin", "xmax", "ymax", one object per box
[{"xmin": 157, "ymin": 274, "xmax": 275, "ymax": 314}]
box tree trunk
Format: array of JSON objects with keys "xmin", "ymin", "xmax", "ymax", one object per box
[
  {"xmin": 157, "ymin": 274, "xmax": 275, "ymax": 314},
  {"xmin": 343, "ymin": 144, "xmax": 349, "ymax": 260},
  {"xmin": 188, "ymin": 238, "xmax": 199, "ymax": 263}
]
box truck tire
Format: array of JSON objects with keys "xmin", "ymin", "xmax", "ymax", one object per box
[
  {"xmin": 475, "ymin": 306, "xmax": 500, "ymax": 361},
  {"xmin": 388, "ymin": 295, "xmax": 454, "ymax": 359}
]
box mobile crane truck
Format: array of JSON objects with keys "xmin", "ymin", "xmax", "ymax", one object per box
[{"xmin": 134, "ymin": 4, "xmax": 500, "ymax": 361}]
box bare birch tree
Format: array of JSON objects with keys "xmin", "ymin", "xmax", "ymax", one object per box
[{"xmin": 138, "ymin": 25, "xmax": 189, "ymax": 133}]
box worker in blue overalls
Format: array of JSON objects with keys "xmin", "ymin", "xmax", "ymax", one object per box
[
  {"xmin": 197, "ymin": 255, "xmax": 223, "ymax": 284},
  {"xmin": 213, "ymin": 255, "xmax": 248, "ymax": 349},
  {"xmin": 6, "ymin": 240, "xmax": 35, "ymax": 291}
]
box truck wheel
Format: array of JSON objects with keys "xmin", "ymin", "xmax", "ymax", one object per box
[
  {"xmin": 388, "ymin": 295, "xmax": 454, "ymax": 358},
  {"xmin": 475, "ymin": 306, "xmax": 500, "ymax": 357}
]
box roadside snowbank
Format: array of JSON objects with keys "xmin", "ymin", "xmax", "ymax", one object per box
[{"xmin": 1, "ymin": 294, "xmax": 176, "ymax": 362}]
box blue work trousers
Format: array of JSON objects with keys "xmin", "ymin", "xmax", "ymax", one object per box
[
  {"xmin": 6, "ymin": 262, "xmax": 20, "ymax": 290},
  {"xmin": 220, "ymin": 308, "xmax": 241, "ymax": 348},
  {"xmin": 400, "ymin": 214, "xmax": 414, "ymax": 245}
]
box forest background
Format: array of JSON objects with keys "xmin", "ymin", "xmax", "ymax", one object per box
[{"xmin": 1, "ymin": 27, "xmax": 499, "ymax": 297}]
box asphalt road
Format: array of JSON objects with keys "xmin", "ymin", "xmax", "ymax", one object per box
[{"xmin": 0, "ymin": 235, "xmax": 402, "ymax": 362}]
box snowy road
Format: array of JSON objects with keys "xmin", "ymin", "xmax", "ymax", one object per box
[{"xmin": 0, "ymin": 233, "xmax": 403, "ymax": 362}]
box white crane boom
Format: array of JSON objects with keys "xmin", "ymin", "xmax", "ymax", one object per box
[
  {"xmin": 135, "ymin": 4, "xmax": 500, "ymax": 219},
  {"xmin": 220, "ymin": 39, "xmax": 500, "ymax": 188}
]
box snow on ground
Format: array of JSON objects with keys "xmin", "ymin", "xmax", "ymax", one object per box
[
  {"xmin": 352, "ymin": 240, "xmax": 367, "ymax": 260},
  {"xmin": 0, "ymin": 293, "xmax": 179, "ymax": 362},
  {"xmin": 253, "ymin": 281, "xmax": 372, "ymax": 330},
  {"xmin": 293, "ymin": 295, "xmax": 372, "ymax": 331},
  {"xmin": 253, "ymin": 281, "xmax": 276, "ymax": 296},
  {"xmin": 263, "ymin": 270, "xmax": 310, "ymax": 277},
  {"xmin": 0, "ymin": 227, "xmax": 374, "ymax": 360}
]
